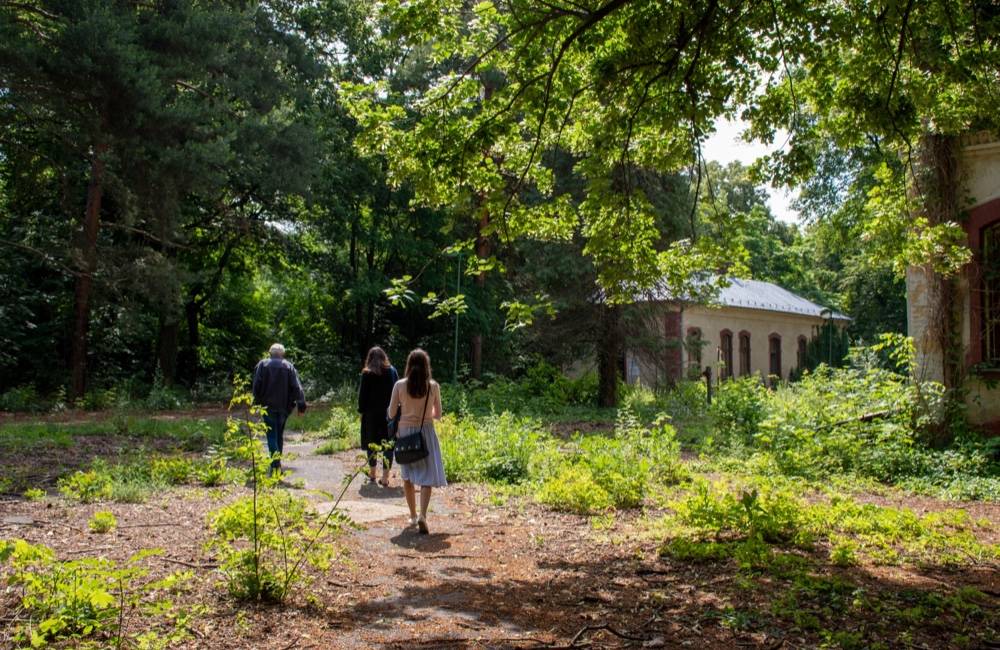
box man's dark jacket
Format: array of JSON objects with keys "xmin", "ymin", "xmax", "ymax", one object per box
[{"xmin": 252, "ymin": 357, "xmax": 306, "ymax": 413}]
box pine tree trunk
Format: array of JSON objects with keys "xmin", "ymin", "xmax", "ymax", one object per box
[
  {"xmin": 470, "ymin": 208, "xmax": 490, "ymax": 380},
  {"xmin": 69, "ymin": 147, "xmax": 106, "ymax": 400},
  {"xmin": 180, "ymin": 299, "xmax": 200, "ymax": 385},
  {"xmin": 598, "ymin": 304, "xmax": 622, "ymax": 407},
  {"xmin": 157, "ymin": 318, "xmax": 180, "ymax": 386}
]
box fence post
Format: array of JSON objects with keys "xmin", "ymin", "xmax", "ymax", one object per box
[{"xmin": 703, "ymin": 366, "xmax": 712, "ymax": 405}]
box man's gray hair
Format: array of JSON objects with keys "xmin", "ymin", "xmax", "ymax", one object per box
[{"xmin": 269, "ymin": 343, "xmax": 286, "ymax": 358}]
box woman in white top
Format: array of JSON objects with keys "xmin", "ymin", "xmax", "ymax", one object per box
[{"xmin": 387, "ymin": 348, "xmax": 446, "ymax": 534}]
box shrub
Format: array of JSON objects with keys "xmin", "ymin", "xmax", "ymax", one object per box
[
  {"xmin": 534, "ymin": 407, "xmax": 686, "ymax": 512},
  {"xmin": 206, "ymin": 378, "xmax": 360, "ymax": 603},
  {"xmin": 445, "ymin": 361, "xmax": 601, "ymax": 415},
  {"xmin": 438, "ymin": 413, "xmax": 548, "ymax": 484},
  {"xmin": 711, "ymin": 376, "xmax": 768, "ymax": 447},
  {"xmin": 0, "ymin": 540, "xmax": 193, "ymax": 648},
  {"xmin": 195, "ymin": 456, "xmax": 234, "ymax": 487},
  {"xmin": 0, "ymin": 385, "xmax": 43, "ymax": 413},
  {"xmin": 58, "ymin": 470, "xmax": 113, "ymax": 503},
  {"xmin": 657, "ymin": 381, "xmax": 709, "ymax": 422},
  {"xmin": 144, "ymin": 369, "xmax": 187, "ymax": 411},
  {"xmin": 88, "ymin": 511, "xmax": 117, "ymax": 534},
  {"xmin": 668, "ymin": 480, "xmax": 808, "ymax": 545},
  {"xmin": 536, "ymin": 465, "xmax": 613, "ymax": 514},
  {"xmin": 23, "ymin": 488, "xmax": 46, "ymax": 501},
  {"xmin": 658, "ymin": 478, "xmax": 999, "ymax": 567},
  {"xmin": 700, "ymin": 344, "xmax": 1000, "ymax": 500},
  {"xmin": 319, "ymin": 406, "xmax": 356, "ymax": 439},
  {"xmin": 150, "ymin": 457, "xmax": 195, "ymax": 485},
  {"xmin": 206, "ymin": 490, "xmax": 342, "ymax": 602},
  {"xmin": 81, "ymin": 388, "xmax": 117, "ymax": 411}
]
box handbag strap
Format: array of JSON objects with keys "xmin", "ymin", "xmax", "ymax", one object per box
[{"xmin": 417, "ymin": 384, "xmax": 431, "ymax": 432}]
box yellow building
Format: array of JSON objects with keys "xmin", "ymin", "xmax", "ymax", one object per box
[{"xmin": 626, "ymin": 278, "xmax": 849, "ymax": 388}]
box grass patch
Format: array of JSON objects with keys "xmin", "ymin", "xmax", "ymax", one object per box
[
  {"xmin": 0, "ymin": 416, "xmax": 226, "ymax": 452},
  {"xmin": 652, "ymin": 477, "xmax": 999, "ymax": 568},
  {"xmin": 315, "ymin": 438, "xmax": 353, "ymax": 455}
]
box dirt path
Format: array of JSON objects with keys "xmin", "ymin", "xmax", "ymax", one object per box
[
  {"xmin": 283, "ymin": 437, "xmax": 415, "ymax": 525},
  {"xmin": 278, "ymin": 437, "xmax": 670, "ymax": 648}
]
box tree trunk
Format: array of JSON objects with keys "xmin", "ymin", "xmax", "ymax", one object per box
[
  {"xmin": 470, "ymin": 207, "xmax": 489, "ymax": 380},
  {"xmin": 350, "ymin": 219, "xmax": 364, "ymax": 357},
  {"xmin": 69, "ymin": 147, "xmax": 106, "ymax": 400},
  {"xmin": 913, "ymin": 133, "xmax": 964, "ymax": 445},
  {"xmin": 180, "ymin": 299, "xmax": 200, "ymax": 385},
  {"xmin": 598, "ymin": 304, "xmax": 622, "ymax": 407},
  {"xmin": 157, "ymin": 318, "xmax": 180, "ymax": 385}
]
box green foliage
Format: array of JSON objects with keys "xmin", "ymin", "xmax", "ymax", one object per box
[
  {"xmin": 88, "ymin": 511, "xmax": 117, "ymax": 534},
  {"xmin": 149, "ymin": 457, "xmax": 194, "ymax": 486},
  {"xmin": 205, "ymin": 379, "xmax": 359, "ymax": 603},
  {"xmin": 318, "ymin": 406, "xmax": 359, "ymax": 440},
  {"xmin": 536, "ymin": 465, "xmax": 613, "ymax": 514},
  {"xmin": 306, "ymin": 406, "xmax": 358, "ymax": 455},
  {"xmin": 710, "ymin": 377, "xmax": 768, "ymax": 448},
  {"xmin": 143, "ymin": 375, "xmax": 188, "ymax": 411},
  {"xmin": 438, "ymin": 413, "xmax": 548, "ymax": 485},
  {"xmin": 0, "ymin": 540, "xmax": 193, "ymax": 648},
  {"xmin": 703, "ymin": 341, "xmax": 1000, "ymax": 500},
  {"xmin": 206, "ymin": 490, "xmax": 339, "ymax": 602},
  {"xmin": 58, "ymin": 470, "xmax": 113, "ymax": 504},
  {"xmin": 23, "ymin": 488, "xmax": 46, "ymax": 501},
  {"xmin": 536, "ymin": 407, "xmax": 687, "ymax": 512},
  {"xmin": 0, "ymin": 385, "xmax": 43, "ymax": 413},
  {"xmin": 446, "ymin": 362, "xmax": 600, "ymax": 415},
  {"xmin": 657, "ymin": 477, "xmax": 999, "ymax": 567},
  {"xmin": 315, "ymin": 438, "xmax": 354, "ymax": 455}
]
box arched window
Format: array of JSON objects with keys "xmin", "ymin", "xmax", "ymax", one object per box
[
  {"xmin": 720, "ymin": 330, "xmax": 734, "ymax": 380},
  {"xmin": 797, "ymin": 335, "xmax": 808, "ymax": 370},
  {"xmin": 738, "ymin": 331, "xmax": 751, "ymax": 376},
  {"xmin": 769, "ymin": 333, "xmax": 782, "ymax": 381},
  {"xmin": 686, "ymin": 327, "xmax": 703, "ymax": 369}
]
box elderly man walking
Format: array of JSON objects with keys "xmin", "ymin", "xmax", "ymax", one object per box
[{"xmin": 252, "ymin": 343, "xmax": 306, "ymax": 474}]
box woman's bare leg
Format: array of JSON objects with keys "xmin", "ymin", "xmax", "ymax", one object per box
[
  {"xmin": 419, "ymin": 486, "xmax": 432, "ymax": 520},
  {"xmin": 403, "ymin": 480, "xmax": 417, "ymax": 520}
]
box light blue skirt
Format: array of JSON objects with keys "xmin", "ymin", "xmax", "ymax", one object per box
[{"xmin": 397, "ymin": 423, "xmax": 447, "ymax": 488}]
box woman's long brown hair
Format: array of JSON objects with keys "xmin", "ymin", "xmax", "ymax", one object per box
[
  {"xmin": 404, "ymin": 348, "xmax": 431, "ymax": 398},
  {"xmin": 363, "ymin": 346, "xmax": 390, "ymax": 375}
]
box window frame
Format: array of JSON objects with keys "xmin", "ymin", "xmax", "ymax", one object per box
[
  {"xmin": 720, "ymin": 329, "xmax": 734, "ymax": 380},
  {"xmin": 963, "ymin": 196, "xmax": 1000, "ymax": 375},
  {"xmin": 738, "ymin": 330, "xmax": 751, "ymax": 377},
  {"xmin": 768, "ymin": 333, "xmax": 782, "ymax": 381}
]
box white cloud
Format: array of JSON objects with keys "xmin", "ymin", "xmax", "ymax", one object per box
[{"xmin": 702, "ymin": 119, "xmax": 798, "ymax": 224}]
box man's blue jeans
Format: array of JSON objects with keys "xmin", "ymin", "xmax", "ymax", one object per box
[{"xmin": 263, "ymin": 410, "xmax": 288, "ymax": 468}]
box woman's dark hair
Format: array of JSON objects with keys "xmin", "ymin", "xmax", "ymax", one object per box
[
  {"xmin": 362, "ymin": 346, "xmax": 390, "ymax": 375},
  {"xmin": 404, "ymin": 348, "xmax": 432, "ymax": 398}
]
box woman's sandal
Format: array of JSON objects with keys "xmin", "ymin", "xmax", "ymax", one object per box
[{"xmin": 417, "ymin": 518, "xmax": 429, "ymax": 535}]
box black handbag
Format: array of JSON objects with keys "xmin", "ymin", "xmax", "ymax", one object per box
[{"xmin": 393, "ymin": 389, "xmax": 431, "ymax": 465}]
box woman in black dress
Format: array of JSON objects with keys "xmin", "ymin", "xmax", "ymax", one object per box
[{"xmin": 357, "ymin": 346, "xmax": 398, "ymax": 486}]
